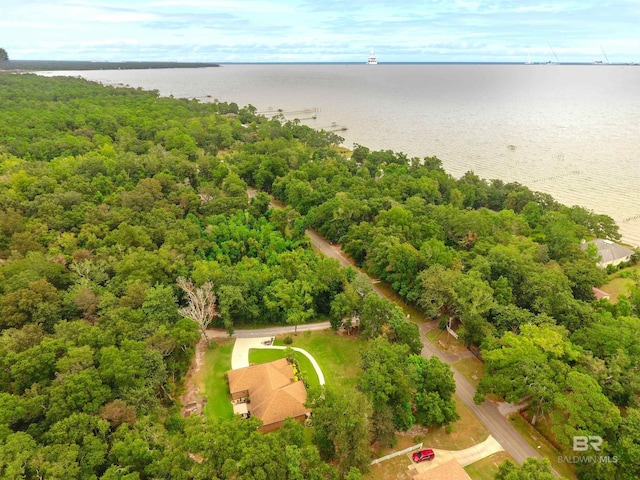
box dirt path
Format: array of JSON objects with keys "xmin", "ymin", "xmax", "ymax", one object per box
[{"xmin": 180, "ymin": 337, "xmax": 208, "ymax": 417}]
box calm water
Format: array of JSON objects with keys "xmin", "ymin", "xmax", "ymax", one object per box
[{"xmin": 47, "ymin": 64, "xmax": 640, "ymax": 247}]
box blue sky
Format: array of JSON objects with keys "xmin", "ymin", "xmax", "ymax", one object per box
[{"xmin": 1, "ymin": 0, "xmax": 638, "ymax": 63}]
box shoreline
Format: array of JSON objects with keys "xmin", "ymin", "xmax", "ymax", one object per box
[{"xmin": 0, "ymin": 60, "xmax": 220, "ymax": 71}]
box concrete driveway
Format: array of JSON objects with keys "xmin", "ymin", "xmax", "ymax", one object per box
[
  {"xmin": 231, "ymin": 337, "xmax": 325, "ymax": 385},
  {"xmin": 231, "ymin": 337, "xmax": 275, "ymax": 369},
  {"xmin": 411, "ymin": 435, "xmax": 504, "ymax": 474}
]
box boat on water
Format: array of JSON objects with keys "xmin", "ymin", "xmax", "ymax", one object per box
[{"xmin": 366, "ymin": 51, "xmax": 377, "ymax": 65}]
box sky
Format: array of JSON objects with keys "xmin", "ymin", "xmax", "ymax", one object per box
[{"xmin": 1, "ymin": 0, "xmax": 639, "ymax": 63}]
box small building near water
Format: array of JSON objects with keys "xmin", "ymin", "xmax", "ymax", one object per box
[{"xmin": 227, "ymin": 358, "xmax": 311, "ymax": 433}]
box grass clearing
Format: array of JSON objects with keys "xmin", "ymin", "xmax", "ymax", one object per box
[
  {"xmin": 452, "ymin": 357, "xmax": 485, "ymax": 388},
  {"xmin": 415, "ymin": 394, "xmax": 490, "ymax": 450},
  {"xmin": 601, "ymin": 276, "xmax": 633, "ymax": 302},
  {"xmin": 366, "ymin": 453, "xmax": 413, "ymax": 480},
  {"xmin": 274, "ymin": 330, "xmax": 365, "ymax": 390},
  {"xmin": 202, "ymin": 340, "xmax": 234, "ymax": 421},
  {"xmin": 465, "ymin": 451, "xmax": 513, "ymax": 480},
  {"xmin": 248, "ymin": 348, "xmax": 320, "ymax": 389},
  {"xmin": 367, "ymin": 395, "xmax": 493, "ymax": 479},
  {"xmin": 601, "ymin": 264, "xmax": 640, "ymax": 302}
]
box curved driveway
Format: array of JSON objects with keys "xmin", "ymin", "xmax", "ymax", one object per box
[
  {"xmin": 230, "ymin": 189, "xmax": 559, "ymax": 476},
  {"xmin": 230, "ymin": 336, "xmax": 325, "ymax": 385}
]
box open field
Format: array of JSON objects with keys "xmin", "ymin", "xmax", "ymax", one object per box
[{"xmin": 248, "ymin": 348, "xmax": 320, "ymax": 389}]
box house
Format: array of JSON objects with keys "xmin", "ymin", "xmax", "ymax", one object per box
[
  {"xmin": 592, "ymin": 287, "xmax": 611, "ymax": 301},
  {"xmin": 227, "ymin": 358, "xmax": 311, "ymax": 433},
  {"xmin": 580, "ymin": 239, "xmax": 635, "ymax": 268},
  {"xmin": 413, "ymin": 459, "xmax": 473, "ymax": 480}
]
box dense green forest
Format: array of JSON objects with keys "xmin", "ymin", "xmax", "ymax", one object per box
[{"xmin": 0, "ymin": 73, "xmax": 639, "ymax": 479}]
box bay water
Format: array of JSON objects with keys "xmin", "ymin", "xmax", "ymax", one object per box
[{"xmin": 47, "ymin": 64, "xmax": 640, "ymax": 247}]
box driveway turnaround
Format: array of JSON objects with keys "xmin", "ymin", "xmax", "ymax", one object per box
[
  {"xmin": 231, "ymin": 337, "xmax": 274, "ymax": 369},
  {"xmin": 231, "ymin": 337, "xmax": 325, "ymax": 385},
  {"xmin": 410, "ymin": 435, "xmax": 504, "ymax": 474}
]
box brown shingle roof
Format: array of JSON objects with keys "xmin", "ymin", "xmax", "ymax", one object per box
[
  {"xmin": 228, "ymin": 357, "xmax": 292, "ymax": 395},
  {"xmin": 251, "ymin": 381, "xmax": 310, "ymax": 425},
  {"xmin": 227, "ymin": 358, "xmax": 310, "ymax": 427}
]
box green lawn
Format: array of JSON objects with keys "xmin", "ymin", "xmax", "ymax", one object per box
[
  {"xmin": 406, "ymin": 395, "xmax": 490, "ymax": 451},
  {"xmin": 199, "ymin": 331, "xmax": 364, "ymax": 422},
  {"xmin": 465, "ymin": 452, "xmax": 513, "ymax": 480},
  {"xmin": 248, "ymin": 348, "xmax": 320, "ymax": 389},
  {"xmin": 274, "ymin": 330, "xmax": 365, "ymax": 390},
  {"xmin": 202, "ymin": 340, "xmax": 234, "ymax": 421},
  {"xmin": 601, "ymin": 265, "xmax": 640, "ymax": 302},
  {"xmin": 452, "ymin": 357, "xmax": 485, "ymax": 389},
  {"xmin": 601, "ymin": 277, "xmax": 634, "ymax": 302}
]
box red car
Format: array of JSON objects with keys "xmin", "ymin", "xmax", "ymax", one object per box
[{"xmin": 412, "ymin": 449, "xmax": 435, "ymax": 462}]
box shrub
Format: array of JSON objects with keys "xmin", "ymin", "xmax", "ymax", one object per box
[{"xmin": 283, "ymin": 336, "xmax": 293, "ymax": 345}]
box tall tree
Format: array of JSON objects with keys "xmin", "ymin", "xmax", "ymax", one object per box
[
  {"xmin": 476, "ymin": 324, "xmax": 574, "ymax": 425},
  {"xmin": 359, "ymin": 338, "xmax": 414, "ymax": 434},
  {"xmin": 495, "ymin": 457, "xmax": 558, "ymax": 480},
  {"xmin": 408, "ymin": 355, "xmax": 459, "ymax": 427},
  {"xmin": 0, "ymin": 48, "xmax": 8, "ymax": 61},
  {"xmin": 177, "ymin": 277, "xmax": 218, "ymax": 344},
  {"xmin": 551, "ymin": 371, "xmax": 621, "ymax": 448},
  {"xmin": 307, "ymin": 386, "xmax": 371, "ymax": 477}
]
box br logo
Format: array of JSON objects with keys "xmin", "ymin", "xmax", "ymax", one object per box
[{"xmin": 573, "ymin": 436, "xmax": 603, "ymax": 452}]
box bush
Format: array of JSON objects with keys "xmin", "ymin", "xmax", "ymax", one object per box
[
  {"xmin": 284, "ymin": 336, "xmax": 293, "ymax": 345},
  {"xmin": 284, "ymin": 346, "xmax": 295, "ymax": 362}
]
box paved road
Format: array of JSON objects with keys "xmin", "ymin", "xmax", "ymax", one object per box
[
  {"xmin": 246, "ymin": 189, "xmax": 558, "ymax": 475},
  {"xmin": 305, "ymin": 227, "xmax": 557, "ymax": 474},
  {"xmin": 207, "ymin": 321, "xmax": 332, "ymax": 339}
]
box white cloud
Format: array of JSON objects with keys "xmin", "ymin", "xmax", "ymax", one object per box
[{"xmin": 1, "ymin": 0, "xmax": 638, "ymax": 62}]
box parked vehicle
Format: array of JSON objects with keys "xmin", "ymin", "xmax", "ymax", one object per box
[{"xmin": 412, "ymin": 449, "xmax": 435, "ymax": 462}]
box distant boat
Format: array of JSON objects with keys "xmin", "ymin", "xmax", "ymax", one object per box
[
  {"xmin": 366, "ymin": 51, "xmax": 377, "ymax": 65},
  {"xmin": 547, "ymin": 42, "xmax": 560, "ymax": 64},
  {"xmin": 525, "ymin": 53, "xmax": 533, "ymax": 65},
  {"xmin": 596, "ymin": 43, "xmax": 610, "ymax": 64}
]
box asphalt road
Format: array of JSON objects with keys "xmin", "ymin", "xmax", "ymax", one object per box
[
  {"xmin": 208, "ymin": 321, "xmax": 332, "ymax": 339},
  {"xmin": 305, "ymin": 227, "xmax": 558, "ymax": 473},
  {"xmin": 244, "ymin": 189, "xmax": 558, "ymax": 475}
]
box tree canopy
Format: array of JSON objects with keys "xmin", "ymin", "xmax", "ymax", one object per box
[{"xmin": 0, "ymin": 71, "xmax": 638, "ymax": 479}]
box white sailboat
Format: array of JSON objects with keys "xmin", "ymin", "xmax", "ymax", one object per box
[
  {"xmin": 593, "ymin": 44, "xmax": 609, "ymax": 65},
  {"xmin": 366, "ymin": 50, "xmax": 377, "ymax": 65}
]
